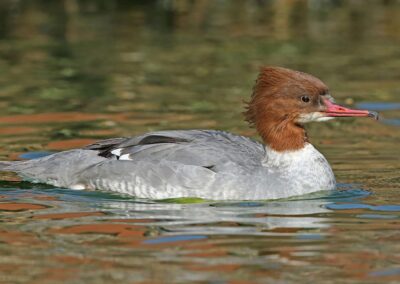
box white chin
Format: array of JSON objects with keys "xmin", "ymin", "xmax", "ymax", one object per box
[
  {"xmin": 297, "ymin": 112, "xmax": 334, "ymax": 123},
  {"xmin": 315, "ymin": 116, "xmax": 334, "ymax": 122}
]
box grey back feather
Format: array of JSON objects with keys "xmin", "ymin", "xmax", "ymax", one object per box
[{"xmin": 1, "ymin": 130, "xmax": 265, "ymax": 194}]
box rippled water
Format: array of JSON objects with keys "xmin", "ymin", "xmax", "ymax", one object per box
[{"xmin": 0, "ymin": 1, "xmax": 399, "ymax": 283}]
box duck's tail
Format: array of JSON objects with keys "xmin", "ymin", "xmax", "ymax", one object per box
[
  {"xmin": 0, "ymin": 161, "xmax": 12, "ymax": 169},
  {"xmin": 0, "ymin": 161, "xmax": 21, "ymax": 171},
  {"xmin": 0, "ymin": 150, "xmax": 109, "ymax": 187}
]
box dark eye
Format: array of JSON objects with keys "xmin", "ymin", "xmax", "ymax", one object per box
[{"xmin": 301, "ymin": 96, "xmax": 310, "ymax": 103}]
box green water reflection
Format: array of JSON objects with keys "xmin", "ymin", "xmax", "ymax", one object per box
[{"xmin": 0, "ymin": 1, "xmax": 399, "ymax": 283}]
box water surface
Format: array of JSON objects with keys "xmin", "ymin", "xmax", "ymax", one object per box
[{"xmin": 0, "ymin": 1, "xmax": 399, "ymax": 283}]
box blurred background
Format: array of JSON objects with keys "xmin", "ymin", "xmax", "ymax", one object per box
[
  {"xmin": 0, "ymin": 0, "xmax": 399, "ymax": 150},
  {"xmin": 0, "ymin": 1, "xmax": 399, "ymax": 115},
  {"xmin": 0, "ymin": 1, "xmax": 399, "ymax": 283}
]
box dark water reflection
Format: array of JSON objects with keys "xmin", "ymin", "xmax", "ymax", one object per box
[{"xmin": 0, "ymin": 1, "xmax": 400, "ymax": 283}]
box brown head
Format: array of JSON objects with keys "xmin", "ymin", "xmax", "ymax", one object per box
[{"xmin": 244, "ymin": 66, "xmax": 377, "ymax": 152}]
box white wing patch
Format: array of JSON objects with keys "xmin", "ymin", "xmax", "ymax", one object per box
[
  {"xmin": 110, "ymin": 148, "xmax": 133, "ymax": 160},
  {"xmin": 111, "ymin": 148, "xmax": 122, "ymax": 156},
  {"xmin": 119, "ymin": 154, "xmax": 132, "ymax": 160}
]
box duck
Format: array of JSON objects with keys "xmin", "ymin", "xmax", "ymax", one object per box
[{"xmin": 0, "ymin": 67, "xmax": 377, "ymax": 200}]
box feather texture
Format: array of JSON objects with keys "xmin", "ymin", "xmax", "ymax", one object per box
[{"xmin": 0, "ymin": 130, "xmax": 335, "ymax": 200}]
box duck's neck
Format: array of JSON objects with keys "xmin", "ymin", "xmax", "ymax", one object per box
[{"xmin": 256, "ymin": 119, "xmax": 308, "ymax": 152}]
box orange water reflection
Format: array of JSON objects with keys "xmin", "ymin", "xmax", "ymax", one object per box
[
  {"xmin": 0, "ymin": 113, "xmax": 128, "ymax": 124},
  {"xmin": 46, "ymin": 139, "xmax": 98, "ymax": 150},
  {"xmin": 0, "ymin": 202, "xmax": 48, "ymax": 211},
  {"xmin": 49, "ymin": 223, "xmax": 146, "ymax": 238},
  {"xmin": 33, "ymin": 211, "xmax": 105, "ymax": 220},
  {"xmin": 0, "ymin": 229, "xmax": 46, "ymax": 246}
]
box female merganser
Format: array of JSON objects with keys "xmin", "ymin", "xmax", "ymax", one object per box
[{"xmin": 0, "ymin": 67, "xmax": 377, "ymax": 200}]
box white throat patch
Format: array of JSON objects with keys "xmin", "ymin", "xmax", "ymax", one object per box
[{"xmin": 297, "ymin": 112, "xmax": 334, "ymax": 123}]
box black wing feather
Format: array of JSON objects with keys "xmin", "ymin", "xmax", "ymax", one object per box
[{"xmin": 84, "ymin": 135, "xmax": 190, "ymax": 159}]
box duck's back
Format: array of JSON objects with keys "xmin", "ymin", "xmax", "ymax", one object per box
[
  {"xmin": 1, "ymin": 130, "xmax": 266, "ymax": 199},
  {"xmin": 89, "ymin": 130, "xmax": 264, "ymax": 168}
]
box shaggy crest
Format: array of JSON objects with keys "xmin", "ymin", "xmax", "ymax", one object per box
[
  {"xmin": 243, "ymin": 66, "xmax": 328, "ymax": 151},
  {"xmin": 244, "ymin": 66, "xmax": 328, "ymax": 125}
]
